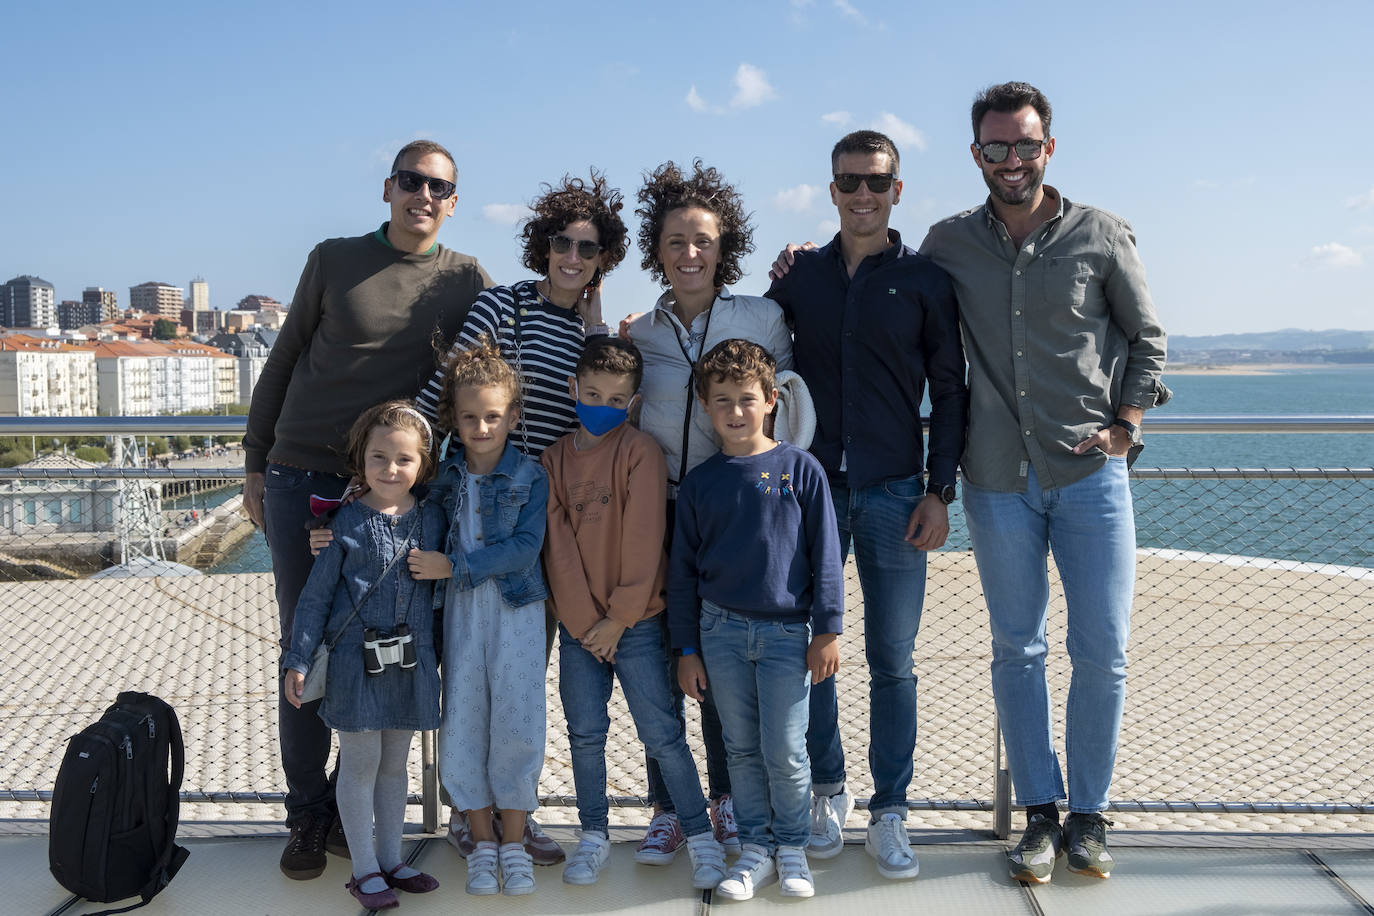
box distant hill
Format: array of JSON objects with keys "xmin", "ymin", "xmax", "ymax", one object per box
[{"xmin": 1171, "ymin": 329, "xmax": 1374, "ymax": 351}]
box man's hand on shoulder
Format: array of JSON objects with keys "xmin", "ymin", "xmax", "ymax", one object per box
[
  {"xmin": 767, "ymin": 241, "xmax": 818, "ymax": 281},
  {"xmin": 905, "ymin": 494, "xmax": 949, "ymax": 551}
]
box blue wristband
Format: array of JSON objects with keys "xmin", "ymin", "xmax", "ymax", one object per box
[{"xmin": 679, "ymin": 647, "xmax": 697, "ymax": 656}]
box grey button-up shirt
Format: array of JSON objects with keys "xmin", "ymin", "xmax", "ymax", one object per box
[{"xmin": 919, "ymin": 187, "xmax": 1170, "ymax": 492}]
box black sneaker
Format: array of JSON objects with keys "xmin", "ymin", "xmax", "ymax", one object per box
[
  {"xmin": 279, "ymin": 814, "xmax": 328, "ymax": 880},
  {"xmin": 1062, "ymin": 812, "xmax": 1115, "ymax": 879},
  {"xmin": 1007, "ymin": 813, "xmax": 1062, "ymax": 884},
  {"xmin": 325, "ymin": 815, "xmax": 350, "ymax": 859}
]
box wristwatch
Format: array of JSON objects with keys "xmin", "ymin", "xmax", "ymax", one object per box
[
  {"xmin": 1111, "ymin": 417, "xmax": 1142, "ymax": 446},
  {"xmin": 934, "ymin": 483, "xmax": 957, "ymax": 505}
]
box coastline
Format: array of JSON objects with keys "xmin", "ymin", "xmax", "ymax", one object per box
[{"xmin": 1167, "ymin": 363, "xmax": 1312, "ymax": 376}]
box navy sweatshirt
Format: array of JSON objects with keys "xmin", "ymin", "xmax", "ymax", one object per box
[{"xmin": 667, "ymin": 441, "xmax": 844, "ymax": 650}]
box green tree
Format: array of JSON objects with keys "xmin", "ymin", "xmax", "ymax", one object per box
[
  {"xmin": 151, "ymin": 319, "xmax": 179, "ymax": 339},
  {"xmin": 0, "ymin": 448, "xmax": 34, "ymax": 468},
  {"xmin": 74, "ymin": 446, "xmax": 111, "ymax": 463}
]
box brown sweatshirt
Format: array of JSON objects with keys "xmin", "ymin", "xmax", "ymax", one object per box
[
  {"xmin": 244, "ymin": 226, "xmax": 491, "ymax": 476},
  {"xmin": 541, "ymin": 423, "xmax": 668, "ymax": 639}
]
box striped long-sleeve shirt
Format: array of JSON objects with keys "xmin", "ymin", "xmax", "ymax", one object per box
[{"xmin": 415, "ymin": 280, "xmax": 607, "ymax": 457}]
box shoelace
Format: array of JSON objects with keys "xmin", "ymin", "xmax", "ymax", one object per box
[
  {"xmin": 642, "ymin": 815, "xmax": 678, "ymax": 846},
  {"xmin": 874, "ymin": 816, "xmax": 909, "ymax": 857},
  {"xmin": 289, "ymin": 819, "xmax": 327, "ymax": 853},
  {"xmin": 810, "ymin": 796, "xmax": 835, "ymax": 833},
  {"xmin": 776, "ymin": 847, "xmax": 809, "ymax": 879},
  {"xmin": 715, "ymin": 798, "xmax": 738, "ymax": 835}
]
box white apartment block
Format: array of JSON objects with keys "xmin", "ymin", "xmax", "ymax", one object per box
[
  {"xmin": 90, "ymin": 340, "xmax": 236, "ymax": 415},
  {"xmin": 0, "ymin": 336, "xmax": 98, "ymax": 416}
]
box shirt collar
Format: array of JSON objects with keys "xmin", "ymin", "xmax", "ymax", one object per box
[
  {"xmin": 374, "ymin": 222, "xmax": 439, "ymax": 256},
  {"xmin": 647, "ymin": 287, "xmax": 733, "ymax": 325},
  {"xmin": 980, "ymin": 185, "xmax": 1066, "ymax": 233},
  {"xmin": 826, "ymin": 229, "xmax": 905, "ymax": 266}
]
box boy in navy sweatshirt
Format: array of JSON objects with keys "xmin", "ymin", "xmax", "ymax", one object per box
[{"xmin": 668, "ymin": 338, "xmax": 844, "ymax": 901}]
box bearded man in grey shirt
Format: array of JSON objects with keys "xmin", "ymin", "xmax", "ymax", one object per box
[{"xmin": 919, "ymin": 82, "xmax": 1170, "ymax": 885}]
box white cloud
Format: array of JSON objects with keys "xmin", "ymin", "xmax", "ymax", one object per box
[
  {"xmin": 774, "ymin": 184, "xmax": 819, "ymax": 212},
  {"xmin": 821, "ymin": 110, "xmax": 852, "ymax": 126},
  {"xmin": 833, "ymin": 0, "xmax": 867, "ymax": 23},
  {"xmin": 685, "ymin": 85, "xmax": 713, "ymax": 113},
  {"xmin": 1306, "ymin": 242, "xmax": 1363, "ymax": 269},
  {"xmin": 1347, "ymin": 187, "xmax": 1374, "ymax": 209},
  {"xmin": 482, "ymin": 203, "xmax": 525, "ymax": 225},
  {"xmin": 1190, "ymin": 178, "xmax": 1221, "ymax": 191},
  {"xmin": 872, "ymin": 112, "xmax": 928, "ymax": 152},
  {"xmin": 817, "ymin": 219, "xmax": 841, "ymax": 237},
  {"xmin": 730, "ymin": 63, "xmax": 776, "ymax": 109}
]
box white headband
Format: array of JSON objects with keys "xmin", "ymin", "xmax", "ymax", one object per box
[{"xmin": 389, "ymin": 406, "xmax": 434, "ymax": 450}]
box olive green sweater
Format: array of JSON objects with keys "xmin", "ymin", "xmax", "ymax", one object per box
[{"xmin": 244, "ymin": 226, "xmax": 491, "ymax": 476}]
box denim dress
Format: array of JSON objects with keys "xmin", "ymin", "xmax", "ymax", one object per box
[{"xmin": 283, "ymin": 496, "xmax": 446, "ymax": 732}]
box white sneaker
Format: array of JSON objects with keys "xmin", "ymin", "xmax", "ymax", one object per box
[
  {"xmin": 499, "ymin": 842, "xmax": 535, "ymax": 895},
  {"xmin": 465, "ymin": 840, "xmax": 500, "ymax": 895},
  {"xmin": 715, "ymin": 843, "xmax": 777, "ymax": 901},
  {"xmin": 775, "ymin": 845, "xmax": 814, "ymax": 897},
  {"xmin": 686, "ymin": 831, "xmax": 726, "ymax": 889},
  {"xmin": 865, "ymin": 813, "xmax": 919, "ymax": 879},
  {"xmin": 562, "ymin": 832, "xmax": 611, "ymax": 886},
  {"xmin": 808, "ymin": 788, "xmax": 854, "ymax": 859}
]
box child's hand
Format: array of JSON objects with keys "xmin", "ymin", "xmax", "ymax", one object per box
[
  {"xmin": 806, "ymin": 633, "xmax": 840, "ymax": 684},
  {"xmin": 579, "ymin": 618, "xmax": 627, "ymax": 662},
  {"xmin": 284, "ymin": 669, "xmax": 305, "ymax": 709},
  {"xmin": 308, "ymin": 526, "xmax": 334, "ymax": 556},
  {"xmin": 408, "ymin": 549, "xmax": 453, "ymax": 580},
  {"xmin": 678, "ymin": 654, "xmax": 709, "ymax": 701}
]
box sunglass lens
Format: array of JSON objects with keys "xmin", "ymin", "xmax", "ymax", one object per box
[
  {"xmin": 575, "ymin": 241, "xmax": 601, "ymax": 259},
  {"xmin": 980, "ymin": 142, "xmax": 1010, "ymax": 163},
  {"xmin": 833, "ymin": 174, "xmax": 860, "ymax": 193},
  {"xmin": 866, "ymin": 175, "xmax": 893, "ymax": 192},
  {"xmin": 549, "ymin": 235, "xmax": 571, "ymax": 254},
  {"xmin": 1014, "ymin": 140, "xmax": 1043, "ymax": 161},
  {"xmin": 428, "ymin": 178, "xmax": 456, "ymax": 200},
  {"xmin": 394, "ymin": 170, "xmax": 421, "ymax": 192}
]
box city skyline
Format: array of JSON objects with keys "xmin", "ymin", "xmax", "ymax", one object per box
[{"xmin": 3, "ymin": 1, "xmax": 1371, "ymax": 337}]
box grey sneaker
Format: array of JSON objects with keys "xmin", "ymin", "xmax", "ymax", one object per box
[
  {"xmin": 563, "ymin": 832, "xmax": 611, "ymax": 886},
  {"xmin": 1062, "ymin": 812, "xmax": 1115, "ymax": 879},
  {"xmin": 807, "ymin": 788, "xmax": 854, "ymax": 859},
  {"xmin": 864, "ymin": 813, "xmax": 919, "ymax": 879},
  {"xmin": 1007, "ymin": 814, "xmax": 1062, "ymax": 884}
]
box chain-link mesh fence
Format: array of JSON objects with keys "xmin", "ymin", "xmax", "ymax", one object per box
[{"xmin": 1, "ymin": 453, "xmax": 1370, "ymax": 831}]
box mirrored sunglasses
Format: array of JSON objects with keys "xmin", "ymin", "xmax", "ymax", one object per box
[
  {"xmin": 974, "ymin": 139, "xmax": 1048, "ymax": 164},
  {"xmin": 548, "ymin": 234, "xmax": 604, "ymax": 259}
]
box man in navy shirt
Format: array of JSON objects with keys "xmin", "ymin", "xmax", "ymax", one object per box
[{"xmin": 765, "ymin": 130, "xmax": 968, "ymax": 881}]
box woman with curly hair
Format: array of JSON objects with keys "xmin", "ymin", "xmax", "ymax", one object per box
[
  {"xmin": 623, "ymin": 159, "xmax": 794, "ymax": 866},
  {"xmin": 417, "ymin": 171, "xmax": 629, "ymax": 458}
]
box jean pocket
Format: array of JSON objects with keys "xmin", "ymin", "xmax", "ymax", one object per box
[
  {"xmin": 264, "ymin": 463, "xmax": 308, "ymax": 491},
  {"xmin": 779, "ymin": 620, "xmax": 812, "ymax": 640},
  {"xmin": 699, "ymin": 607, "xmax": 723, "ymax": 635},
  {"xmin": 880, "ymin": 473, "xmax": 926, "ymax": 502}
]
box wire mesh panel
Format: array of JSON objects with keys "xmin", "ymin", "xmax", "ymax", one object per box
[{"xmin": 1, "ymin": 458, "xmax": 1371, "ymax": 829}]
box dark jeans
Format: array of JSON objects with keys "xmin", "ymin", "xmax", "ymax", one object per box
[
  {"xmin": 263, "ymin": 462, "xmax": 350, "ymax": 827},
  {"xmin": 647, "ymin": 497, "xmax": 730, "ymax": 809}
]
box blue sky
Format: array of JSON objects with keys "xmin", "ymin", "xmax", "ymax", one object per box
[{"xmin": 2, "ymin": 0, "xmax": 1371, "ymax": 336}]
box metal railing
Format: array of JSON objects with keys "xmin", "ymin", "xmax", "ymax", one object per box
[{"xmin": 1, "ymin": 416, "xmax": 1370, "ymax": 836}]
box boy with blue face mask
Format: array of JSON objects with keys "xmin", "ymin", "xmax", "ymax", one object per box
[{"xmin": 540, "ymin": 336, "xmax": 726, "ymax": 889}]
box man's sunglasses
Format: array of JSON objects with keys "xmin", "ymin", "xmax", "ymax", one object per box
[
  {"xmin": 390, "ymin": 169, "xmax": 457, "ymax": 200},
  {"xmin": 832, "ymin": 173, "xmax": 897, "ymax": 194},
  {"xmin": 548, "ymin": 234, "xmax": 604, "ymax": 259},
  {"xmin": 974, "ymin": 138, "xmax": 1048, "ymax": 164}
]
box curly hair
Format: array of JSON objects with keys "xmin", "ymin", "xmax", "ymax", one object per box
[
  {"xmin": 345, "ymin": 399, "xmax": 437, "ymax": 484},
  {"xmin": 695, "ymin": 338, "xmax": 776, "ymax": 400},
  {"xmin": 636, "ymin": 159, "xmax": 754, "ymax": 289},
  {"xmin": 435, "ymin": 335, "xmax": 522, "ymax": 433},
  {"xmin": 520, "ymin": 170, "xmax": 629, "ymax": 276}
]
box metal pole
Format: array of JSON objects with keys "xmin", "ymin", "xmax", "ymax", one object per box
[
  {"xmin": 421, "ymin": 729, "xmax": 439, "ymax": 833},
  {"xmin": 993, "ymin": 712, "xmax": 1011, "ymax": 839}
]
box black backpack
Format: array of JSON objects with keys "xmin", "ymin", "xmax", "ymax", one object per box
[{"xmin": 49, "ymin": 691, "xmax": 190, "ymax": 915}]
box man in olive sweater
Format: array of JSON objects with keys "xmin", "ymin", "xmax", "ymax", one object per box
[{"xmin": 243, "ymin": 140, "xmax": 490, "ymax": 880}]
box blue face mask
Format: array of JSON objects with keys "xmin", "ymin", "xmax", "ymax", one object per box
[{"xmin": 574, "ymin": 383, "xmax": 635, "ymax": 436}]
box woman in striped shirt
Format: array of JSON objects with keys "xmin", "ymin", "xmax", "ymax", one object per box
[{"xmin": 417, "ymin": 172, "xmax": 629, "ymax": 457}]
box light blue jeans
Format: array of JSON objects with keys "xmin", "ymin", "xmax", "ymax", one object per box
[
  {"xmin": 963, "ymin": 458, "xmax": 1135, "ymax": 813},
  {"xmin": 558, "ymin": 620, "xmax": 710, "ymax": 837},
  {"xmin": 700, "ymin": 600, "xmax": 812, "ymax": 850},
  {"xmin": 807, "ymin": 473, "xmax": 928, "ymax": 816}
]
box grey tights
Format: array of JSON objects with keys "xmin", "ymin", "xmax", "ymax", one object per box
[{"xmin": 336, "ymin": 729, "xmax": 414, "ymax": 885}]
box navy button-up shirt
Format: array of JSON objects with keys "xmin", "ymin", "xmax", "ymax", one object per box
[{"xmin": 765, "ymin": 230, "xmax": 968, "ymax": 491}]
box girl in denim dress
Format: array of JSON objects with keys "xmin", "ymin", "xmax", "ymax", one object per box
[
  {"xmin": 407, "ymin": 338, "xmax": 549, "ymax": 897},
  {"xmin": 283, "ymin": 401, "xmax": 446, "ymax": 910}
]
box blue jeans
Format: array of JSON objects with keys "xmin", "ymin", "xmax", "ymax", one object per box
[
  {"xmin": 963, "ymin": 458, "xmax": 1134, "ymax": 813},
  {"xmin": 807, "ymin": 474, "xmax": 927, "ymax": 816},
  {"xmin": 700, "ymin": 601, "xmax": 812, "ymax": 850},
  {"xmin": 263, "ymin": 462, "xmax": 350, "ymax": 826},
  {"xmin": 559, "ymin": 620, "xmax": 710, "ymax": 837}
]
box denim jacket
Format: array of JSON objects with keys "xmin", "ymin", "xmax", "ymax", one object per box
[{"xmin": 431, "ymin": 441, "xmax": 548, "ymax": 606}]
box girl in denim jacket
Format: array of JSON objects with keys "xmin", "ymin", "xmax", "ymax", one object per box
[
  {"xmin": 408, "ymin": 338, "xmax": 549, "ymax": 896},
  {"xmin": 283, "ymin": 401, "xmax": 446, "ymax": 910}
]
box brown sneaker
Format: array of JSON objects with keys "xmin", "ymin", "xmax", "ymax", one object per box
[
  {"xmin": 279, "ymin": 815, "xmax": 328, "ymax": 880},
  {"xmin": 326, "ymin": 815, "xmax": 350, "ymax": 859},
  {"xmin": 523, "ymin": 817, "xmax": 566, "ymax": 866}
]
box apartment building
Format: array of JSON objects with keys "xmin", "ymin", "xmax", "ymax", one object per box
[{"xmin": 0, "ymin": 335, "xmax": 98, "ymax": 416}]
